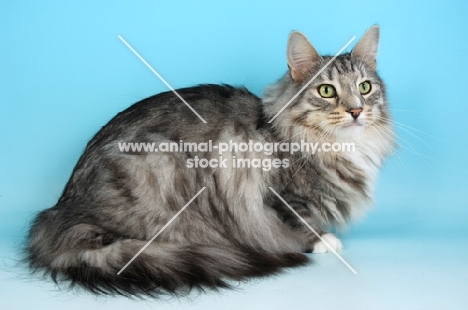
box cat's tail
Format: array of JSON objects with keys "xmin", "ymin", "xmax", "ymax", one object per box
[{"xmin": 26, "ymin": 206, "xmax": 309, "ymax": 297}]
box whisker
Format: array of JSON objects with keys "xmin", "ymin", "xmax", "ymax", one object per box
[
  {"xmin": 387, "ymin": 108, "xmax": 425, "ymax": 114},
  {"xmin": 377, "ymin": 116, "xmax": 437, "ymax": 157},
  {"xmin": 377, "ymin": 115, "xmax": 460, "ymax": 148},
  {"xmin": 372, "ymin": 122, "xmax": 439, "ymax": 164},
  {"xmin": 374, "ymin": 115, "xmax": 439, "ymax": 154},
  {"xmin": 369, "ymin": 126, "xmax": 412, "ymax": 179}
]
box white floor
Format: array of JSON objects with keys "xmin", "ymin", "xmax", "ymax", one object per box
[{"xmin": 2, "ymin": 232, "xmax": 467, "ymax": 310}]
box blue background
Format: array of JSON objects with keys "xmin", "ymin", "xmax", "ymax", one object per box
[{"xmin": 1, "ymin": 1, "xmax": 467, "ymax": 309}]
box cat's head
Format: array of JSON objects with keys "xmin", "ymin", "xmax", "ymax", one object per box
[{"xmin": 264, "ymin": 25, "xmax": 394, "ymax": 154}]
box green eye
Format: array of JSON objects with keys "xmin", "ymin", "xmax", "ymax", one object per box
[
  {"xmin": 359, "ymin": 81, "xmax": 372, "ymax": 95},
  {"xmin": 318, "ymin": 84, "xmax": 336, "ymax": 98}
]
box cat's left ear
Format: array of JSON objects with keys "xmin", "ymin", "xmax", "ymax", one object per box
[
  {"xmin": 352, "ymin": 25, "xmax": 380, "ymax": 70},
  {"xmin": 287, "ymin": 31, "xmax": 321, "ymax": 83}
]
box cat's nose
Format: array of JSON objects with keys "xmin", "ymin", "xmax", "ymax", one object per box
[{"xmin": 347, "ymin": 108, "xmax": 363, "ymax": 120}]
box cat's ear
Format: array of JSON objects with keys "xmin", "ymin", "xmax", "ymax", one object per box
[
  {"xmin": 287, "ymin": 31, "xmax": 321, "ymax": 83},
  {"xmin": 352, "ymin": 25, "xmax": 380, "ymax": 70}
]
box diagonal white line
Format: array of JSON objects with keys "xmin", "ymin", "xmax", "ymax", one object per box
[
  {"xmin": 118, "ymin": 35, "xmax": 207, "ymax": 124},
  {"xmin": 268, "ymin": 36, "xmax": 357, "ymax": 123},
  {"xmin": 117, "ymin": 187, "xmax": 206, "ymax": 275},
  {"xmin": 268, "ymin": 187, "xmax": 357, "ymax": 274}
]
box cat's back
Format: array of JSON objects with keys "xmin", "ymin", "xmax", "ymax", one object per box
[{"xmin": 89, "ymin": 84, "xmax": 264, "ymax": 148}]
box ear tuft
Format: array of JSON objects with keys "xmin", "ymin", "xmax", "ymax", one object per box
[
  {"xmin": 287, "ymin": 31, "xmax": 321, "ymax": 82},
  {"xmin": 351, "ymin": 25, "xmax": 380, "ymax": 70}
]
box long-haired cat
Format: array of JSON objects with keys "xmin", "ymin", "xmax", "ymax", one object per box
[{"xmin": 26, "ymin": 25, "xmax": 394, "ymax": 297}]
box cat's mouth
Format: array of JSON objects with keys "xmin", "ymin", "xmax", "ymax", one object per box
[
  {"xmin": 336, "ymin": 119, "xmax": 366, "ymax": 136},
  {"xmin": 343, "ymin": 119, "xmax": 365, "ymax": 127}
]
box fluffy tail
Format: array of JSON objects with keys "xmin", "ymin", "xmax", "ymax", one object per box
[{"xmin": 26, "ymin": 206, "xmax": 309, "ymax": 297}]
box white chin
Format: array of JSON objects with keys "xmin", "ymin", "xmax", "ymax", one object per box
[{"xmin": 336, "ymin": 125, "xmax": 365, "ymax": 137}]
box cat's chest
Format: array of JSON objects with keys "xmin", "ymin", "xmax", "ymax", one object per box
[
  {"xmin": 320, "ymin": 148, "xmax": 380, "ymax": 222},
  {"xmin": 343, "ymin": 147, "xmax": 379, "ymax": 182},
  {"xmin": 284, "ymin": 147, "xmax": 377, "ymax": 192}
]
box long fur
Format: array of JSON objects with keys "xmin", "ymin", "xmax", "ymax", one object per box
[
  {"xmin": 26, "ymin": 27, "xmax": 395, "ymax": 297},
  {"xmin": 27, "ymin": 205, "xmax": 308, "ymax": 296}
]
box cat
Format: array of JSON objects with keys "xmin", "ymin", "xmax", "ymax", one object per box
[{"xmin": 26, "ymin": 25, "xmax": 394, "ymax": 297}]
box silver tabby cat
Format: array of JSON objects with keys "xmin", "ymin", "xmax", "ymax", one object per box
[{"xmin": 27, "ymin": 25, "xmax": 394, "ymax": 296}]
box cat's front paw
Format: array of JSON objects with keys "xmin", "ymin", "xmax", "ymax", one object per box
[{"xmin": 312, "ymin": 233, "xmax": 342, "ymax": 254}]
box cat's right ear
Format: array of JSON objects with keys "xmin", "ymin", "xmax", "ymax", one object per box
[
  {"xmin": 287, "ymin": 31, "xmax": 321, "ymax": 83},
  {"xmin": 351, "ymin": 25, "xmax": 380, "ymax": 70}
]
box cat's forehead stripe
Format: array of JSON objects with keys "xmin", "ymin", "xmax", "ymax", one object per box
[{"xmin": 316, "ymin": 56, "xmax": 367, "ymax": 84}]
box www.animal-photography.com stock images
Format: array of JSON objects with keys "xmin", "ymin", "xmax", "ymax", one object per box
[{"xmin": 1, "ymin": 1, "xmax": 467, "ymax": 310}]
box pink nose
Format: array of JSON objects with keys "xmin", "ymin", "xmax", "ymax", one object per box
[{"xmin": 347, "ymin": 108, "xmax": 363, "ymax": 120}]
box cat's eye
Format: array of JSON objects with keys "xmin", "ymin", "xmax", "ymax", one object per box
[
  {"xmin": 358, "ymin": 81, "xmax": 372, "ymax": 95},
  {"xmin": 318, "ymin": 84, "xmax": 336, "ymax": 98}
]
